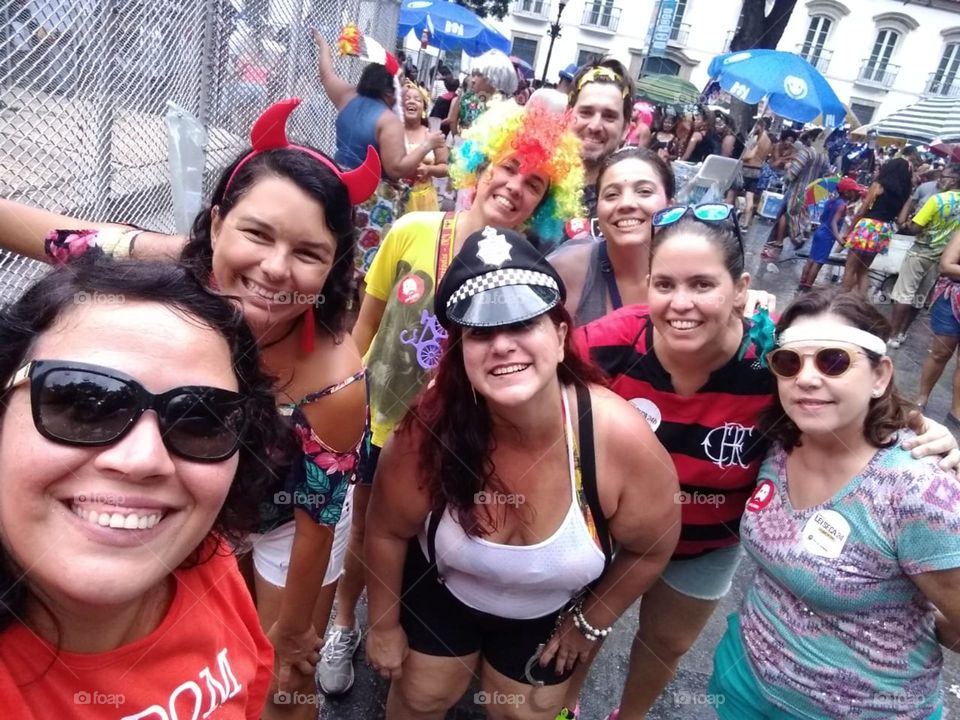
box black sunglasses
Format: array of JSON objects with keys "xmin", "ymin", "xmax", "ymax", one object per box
[
  {"xmin": 765, "ymin": 347, "xmax": 865, "ymax": 379},
  {"xmin": 5, "ymin": 360, "xmax": 249, "ymax": 462},
  {"xmin": 651, "ymin": 203, "xmax": 745, "ymax": 260}
]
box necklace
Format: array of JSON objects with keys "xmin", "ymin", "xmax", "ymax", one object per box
[{"xmin": 261, "ymin": 319, "xmax": 298, "ymax": 349}]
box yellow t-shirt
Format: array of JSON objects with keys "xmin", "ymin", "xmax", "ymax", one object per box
[{"xmin": 364, "ymin": 211, "xmax": 456, "ymax": 447}]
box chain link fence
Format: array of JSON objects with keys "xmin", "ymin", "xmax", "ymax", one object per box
[{"xmin": 0, "ymin": 0, "xmax": 400, "ymax": 305}]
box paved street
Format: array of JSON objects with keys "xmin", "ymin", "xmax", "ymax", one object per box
[{"xmin": 316, "ymin": 220, "xmax": 960, "ymax": 719}]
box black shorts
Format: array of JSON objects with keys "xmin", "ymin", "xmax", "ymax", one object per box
[
  {"xmin": 357, "ymin": 441, "xmax": 381, "ymax": 486},
  {"xmin": 742, "ymin": 166, "xmax": 762, "ymax": 194},
  {"xmin": 399, "ymin": 540, "xmax": 576, "ymax": 685}
]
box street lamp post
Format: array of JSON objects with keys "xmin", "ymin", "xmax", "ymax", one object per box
[{"xmin": 540, "ymin": 0, "xmax": 568, "ymax": 84}]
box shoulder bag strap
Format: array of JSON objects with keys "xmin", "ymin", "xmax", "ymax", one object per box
[{"xmin": 574, "ymin": 384, "xmax": 614, "ymax": 570}]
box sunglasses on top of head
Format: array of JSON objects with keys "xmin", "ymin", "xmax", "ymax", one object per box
[
  {"xmin": 651, "ymin": 203, "xmax": 745, "ymax": 258},
  {"xmin": 4, "ymin": 360, "xmax": 249, "ymax": 462},
  {"xmin": 765, "ymin": 346, "xmax": 869, "ymax": 379}
]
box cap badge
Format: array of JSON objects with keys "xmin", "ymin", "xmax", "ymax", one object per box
[{"xmin": 476, "ymin": 226, "xmax": 513, "ymax": 268}]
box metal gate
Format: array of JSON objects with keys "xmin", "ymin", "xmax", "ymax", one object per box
[{"xmin": 0, "ymin": 0, "xmax": 400, "ymax": 305}]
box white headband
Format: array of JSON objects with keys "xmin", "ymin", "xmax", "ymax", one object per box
[{"xmin": 778, "ymin": 323, "xmax": 887, "ymax": 356}]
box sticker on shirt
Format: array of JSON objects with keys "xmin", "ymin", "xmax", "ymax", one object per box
[
  {"xmin": 397, "ymin": 274, "xmax": 426, "ymax": 304},
  {"xmin": 800, "ymin": 510, "xmax": 851, "ymax": 559},
  {"xmin": 746, "ymin": 480, "xmax": 775, "ymax": 513},
  {"xmin": 629, "ymin": 398, "xmax": 661, "ymax": 431}
]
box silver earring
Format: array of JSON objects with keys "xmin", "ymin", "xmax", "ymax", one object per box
[
  {"xmin": 872, "ymin": 389, "xmax": 882, "ymax": 398},
  {"xmin": 472, "ymin": 386, "xmax": 479, "ymax": 405}
]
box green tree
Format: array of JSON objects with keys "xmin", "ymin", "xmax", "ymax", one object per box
[{"xmin": 454, "ymin": 0, "xmax": 511, "ymax": 19}]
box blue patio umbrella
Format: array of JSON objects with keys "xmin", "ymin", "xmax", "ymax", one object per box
[
  {"xmin": 399, "ymin": 0, "xmax": 511, "ymax": 57},
  {"xmin": 707, "ymin": 49, "xmax": 846, "ymax": 126}
]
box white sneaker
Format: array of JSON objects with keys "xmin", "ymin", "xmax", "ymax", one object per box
[
  {"xmin": 889, "ymin": 332, "xmax": 906, "ymax": 349},
  {"xmin": 315, "ymin": 622, "xmax": 362, "ymax": 695}
]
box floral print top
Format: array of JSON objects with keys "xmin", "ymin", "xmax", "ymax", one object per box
[{"xmin": 259, "ymin": 369, "xmax": 369, "ymax": 532}]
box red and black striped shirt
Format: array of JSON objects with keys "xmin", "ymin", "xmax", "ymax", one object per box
[{"xmin": 576, "ymin": 306, "xmax": 774, "ymax": 559}]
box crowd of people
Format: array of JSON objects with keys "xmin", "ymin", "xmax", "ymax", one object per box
[{"xmin": 1, "ymin": 38, "xmax": 960, "ymax": 720}]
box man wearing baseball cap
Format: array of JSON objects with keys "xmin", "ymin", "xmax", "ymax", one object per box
[{"xmin": 557, "ymin": 63, "xmax": 579, "ymax": 94}]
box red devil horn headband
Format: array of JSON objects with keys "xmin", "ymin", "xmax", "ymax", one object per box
[{"xmin": 225, "ymin": 98, "xmax": 381, "ymax": 205}]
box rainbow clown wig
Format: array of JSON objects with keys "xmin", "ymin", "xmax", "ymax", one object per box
[{"xmin": 450, "ymin": 99, "xmax": 584, "ymax": 240}]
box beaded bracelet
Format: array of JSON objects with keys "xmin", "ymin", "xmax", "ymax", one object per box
[{"xmin": 571, "ymin": 598, "xmax": 612, "ymax": 642}]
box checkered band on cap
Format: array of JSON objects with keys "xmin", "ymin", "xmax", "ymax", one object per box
[{"xmin": 446, "ymin": 269, "xmax": 559, "ymax": 310}]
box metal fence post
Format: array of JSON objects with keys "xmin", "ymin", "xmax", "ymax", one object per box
[
  {"xmin": 198, "ymin": 0, "xmax": 220, "ymax": 126},
  {"xmin": 93, "ymin": 0, "xmax": 119, "ymax": 215}
]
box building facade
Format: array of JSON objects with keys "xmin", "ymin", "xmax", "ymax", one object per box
[{"xmin": 481, "ymin": 0, "xmax": 960, "ymax": 125}]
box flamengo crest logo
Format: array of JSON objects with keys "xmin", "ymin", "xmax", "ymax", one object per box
[{"xmin": 702, "ymin": 423, "xmax": 753, "ymax": 469}]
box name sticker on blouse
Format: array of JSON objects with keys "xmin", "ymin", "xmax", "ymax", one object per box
[
  {"xmin": 800, "ymin": 510, "xmax": 851, "ymax": 559},
  {"xmin": 746, "ymin": 480, "xmax": 775, "ymax": 512}
]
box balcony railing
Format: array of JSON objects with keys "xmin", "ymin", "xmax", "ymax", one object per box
[
  {"xmin": 581, "ymin": 4, "xmax": 620, "ymax": 32},
  {"xmin": 796, "ymin": 44, "xmax": 833, "ymax": 73},
  {"xmin": 669, "ymin": 22, "xmax": 691, "ymax": 45},
  {"xmin": 512, "ymin": 0, "xmax": 549, "ymax": 19},
  {"xmin": 856, "ymin": 61, "xmax": 899, "ymax": 88},
  {"xmin": 925, "ymin": 71, "xmax": 960, "ymax": 97}
]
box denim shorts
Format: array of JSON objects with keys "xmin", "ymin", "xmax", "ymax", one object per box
[
  {"xmin": 931, "ymin": 295, "xmax": 960, "ymax": 338},
  {"xmin": 660, "ymin": 544, "xmax": 744, "ymax": 601}
]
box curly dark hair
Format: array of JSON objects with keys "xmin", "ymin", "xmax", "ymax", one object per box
[
  {"xmin": 357, "ymin": 63, "xmax": 396, "ymax": 103},
  {"xmin": 180, "ymin": 147, "xmax": 356, "ymax": 338},
  {"xmin": 398, "ymin": 304, "xmax": 607, "ymax": 536},
  {"xmin": 758, "ymin": 288, "xmax": 909, "ymax": 451},
  {"xmin": 0, "ymin": 256, "xmax": 295, "ymax": 633},
  {"xmin": 598, "ymin": 146, "xmax": 676, "ymax": 201}
]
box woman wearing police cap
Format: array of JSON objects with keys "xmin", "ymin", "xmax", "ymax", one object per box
[{"xmin": 364, "ymin": 226, "xmax": 680, "ymax": 719}]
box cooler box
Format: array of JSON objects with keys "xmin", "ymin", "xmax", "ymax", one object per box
[{"xmin": 758, "ymin": 191, "xmax": 785, "ymax": 219}]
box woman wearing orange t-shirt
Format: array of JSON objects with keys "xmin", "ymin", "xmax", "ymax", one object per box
[{"xmin": 0, "ymin": 258, "xmax": 284, "ymax": 718}]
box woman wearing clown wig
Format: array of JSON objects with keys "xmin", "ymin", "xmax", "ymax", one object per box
[{"xmin": 315, "ymin": 100, "xmax": 586, "ymax": 695}]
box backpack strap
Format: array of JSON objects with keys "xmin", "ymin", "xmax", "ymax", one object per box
[{"xmin": 574, "ymin": 384, "xmax": 615, "ymax": 571}]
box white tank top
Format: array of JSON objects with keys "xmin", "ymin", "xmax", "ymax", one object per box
[{"xmin": 418, "ymin": 388, "xmax": 607, "ymax": 619}]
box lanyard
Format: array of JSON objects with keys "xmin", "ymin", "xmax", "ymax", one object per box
[
  {"xmin": 436, "ymin": 212, "xmax": 456, "ymax": 282},
  {"xmin": 598, "ymin": 242, "xmax": 623, "ymax": 311}
]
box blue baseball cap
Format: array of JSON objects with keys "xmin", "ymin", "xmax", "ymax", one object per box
[{"xmin": 559, "ymin": 63, "xmax": 579, "ymax": 81}]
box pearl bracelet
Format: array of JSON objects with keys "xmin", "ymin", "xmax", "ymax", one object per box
[{"xmin": 571, "ymin": 598, "xmax": 612, "ymax": 642}]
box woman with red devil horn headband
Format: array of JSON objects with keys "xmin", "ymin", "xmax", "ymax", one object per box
[
  {"xmin": 0, "ymin": 98, "xmax": 375, "ymax": 718},
  {"xmin": 313, "ymin": 29, "xmax": 447, "ymax": 277}
]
